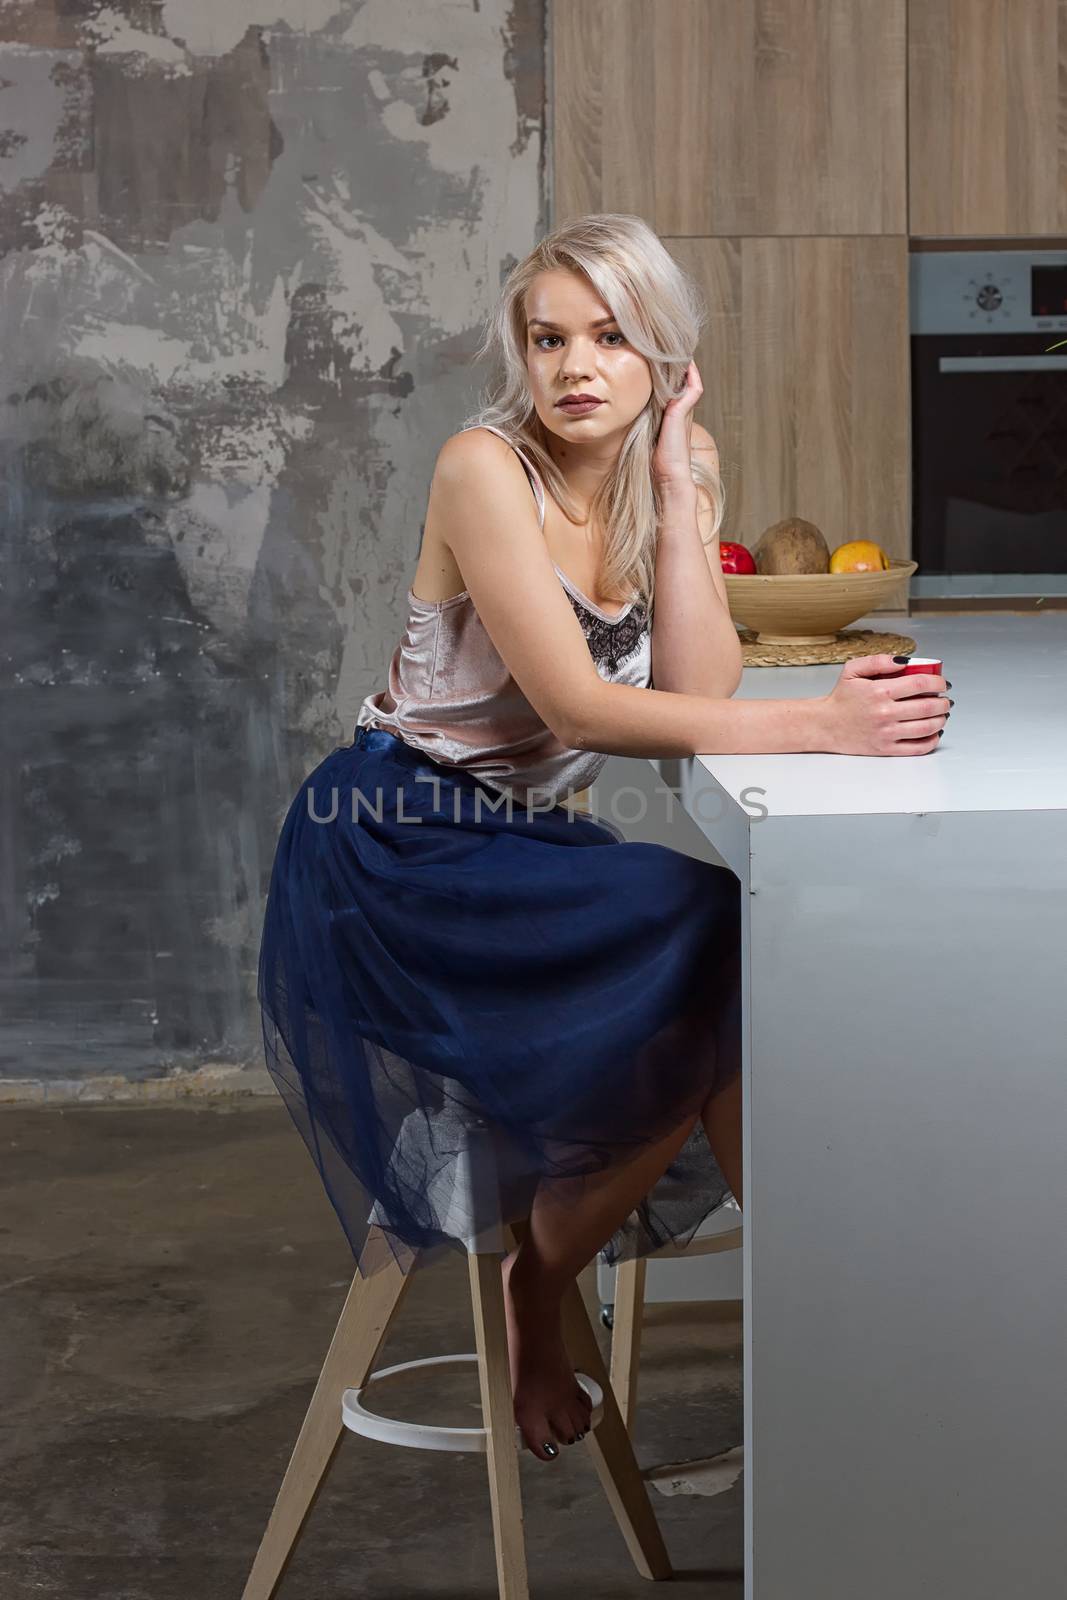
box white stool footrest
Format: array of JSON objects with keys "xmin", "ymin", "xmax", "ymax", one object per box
[{"xmin": 341, "ymin": 1353, "xmax": 604, "ymax": 1453}]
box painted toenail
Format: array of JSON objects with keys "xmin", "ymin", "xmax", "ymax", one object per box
[{"xmin": 543, "ymin": 1442, "xmax": 558, "ymax": 1458}]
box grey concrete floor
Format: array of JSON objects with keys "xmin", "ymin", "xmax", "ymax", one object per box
[{"xmin": 0, "ymin": 1100, "xmax": 743, "ymax": 1599}]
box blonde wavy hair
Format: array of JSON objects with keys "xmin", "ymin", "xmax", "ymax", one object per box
[{"xmin": 462, "ymin": 212, "xmax": 724, "ymax": 616}]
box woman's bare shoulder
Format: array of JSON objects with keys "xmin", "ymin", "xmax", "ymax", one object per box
[
  {"xmin": 434, "ymin": 424, "xmax": 520, "ymax": 480},
  {"xmin": 420, "ymin": 426, "xmax": 541, "ymax": 597},
  {"xmin": 431, "ymin": 425, "xmax": 535, "ymax": 512},
  {"xmin": 430, "ymin": 424, "xmax": 537, "ymax": 526}
]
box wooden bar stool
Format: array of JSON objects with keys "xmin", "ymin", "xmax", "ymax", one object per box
[
  {"xmin": 241, "ymin": 1122, "xmax": 673, "ymax": 1600},
  {"xmin": 608, "ymin": 1214, "xmax": 744, "ymax": 1430}
]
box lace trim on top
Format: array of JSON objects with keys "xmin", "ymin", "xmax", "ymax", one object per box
[{"xmin": 561, "ymin": 588, "xmax": 649, "ymax": 674}]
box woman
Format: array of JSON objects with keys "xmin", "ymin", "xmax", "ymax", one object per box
[{"xmin": 258, "ymin": 213, "xmax": 950, "ymax": 1464}]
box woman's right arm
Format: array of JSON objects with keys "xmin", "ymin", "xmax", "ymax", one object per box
[{"xmin": 431, "ymin": 431, "xmax": 949, "ymax": 759}]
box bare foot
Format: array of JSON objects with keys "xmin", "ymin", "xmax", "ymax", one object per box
[{"xmin": 501, "ymin": 1247, "xmax": 593, "ymax": 1462}]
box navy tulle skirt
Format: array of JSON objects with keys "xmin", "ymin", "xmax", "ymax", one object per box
[{"xmin": 258, "ymin": 725, "xmax": 742, "ymax": 1278}]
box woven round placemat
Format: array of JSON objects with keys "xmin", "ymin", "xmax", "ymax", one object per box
[{"xmin": 737, "ymin": 626, "xmax": 917, "ymax": 667}]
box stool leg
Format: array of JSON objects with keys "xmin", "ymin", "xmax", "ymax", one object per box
[
  {"xmin": 242, "ymin": 1240, "xmax": 411, "ymax": 1600},
  {"xmin": 609, "ymin": 1255, "xmax": 647, "ymax": 1432},
  {"xmin": 468, "ymin": 1252, "xmax": 530, "ymax": 1600},
  {"xmin": 561, "ymin": 1277, "xmax": 672, "ymax": 1581}
]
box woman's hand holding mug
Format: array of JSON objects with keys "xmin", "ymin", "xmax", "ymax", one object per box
[{"xmin": 822, "ymin": 654, "xmax": 951, "ymax": 756}]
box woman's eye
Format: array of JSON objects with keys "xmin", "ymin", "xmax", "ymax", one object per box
[{"xmin": 534, "ymin": 332, "xmax": 624, "ymax": 350}]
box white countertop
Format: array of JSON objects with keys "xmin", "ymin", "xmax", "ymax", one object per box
[{"xmin": 696, "ymin": 612, "xmax": 1067, "ymax": 817}]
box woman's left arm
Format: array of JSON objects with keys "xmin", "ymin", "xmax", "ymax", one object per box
[{"xmin": 649, "ymin": 365, "xmax": 744, "ymax": 698}]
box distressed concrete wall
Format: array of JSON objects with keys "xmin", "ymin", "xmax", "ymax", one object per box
[{"xmin": 0, "ymin": 0, "xmax": 547, "ymax": 1097}]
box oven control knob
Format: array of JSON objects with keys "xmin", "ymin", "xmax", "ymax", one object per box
[{"xmin": 975, "ymin": 282, "xmax": 1004, "ymax": 312}]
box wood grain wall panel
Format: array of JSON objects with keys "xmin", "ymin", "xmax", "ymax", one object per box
[
  {"xmin": 551, "ymin": 0, "xmax": 604, "ymax": 220},
  {"xmin": 742, "ymin": 236, "xmax": 910, "ymax": 557},
  {"xmin": 552, "ymin": 0, "xmax": 907, "ymax": 234},
  {"xmin": 909, "ymin": 0, "xmax": 1067, "ymax": 236},
  {"xmin": 653, "ymin": 0, "xmax": 755, "ymax": 234},
  {"xmin": 552, "ymin": 0, "xmax": 659, "ymax": 221},
  {"xmin": 667, "ymin": 238, "xmax": 744, "ymax": 534},
  {"xmin": 669, "ymin": 237, "xmax": 910, "ymax": 560}
]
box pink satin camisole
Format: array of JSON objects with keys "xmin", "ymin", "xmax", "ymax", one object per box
[{"xmin": 354, "ymin": 424, "xmax": 652, "ymax": 805}]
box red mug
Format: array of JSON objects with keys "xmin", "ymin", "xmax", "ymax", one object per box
[
  {"xmin": 884, "ymin": 655, "xmax": 943, "ymax": 692},
  {"xmin": 886, "ymin": 658, "xmax": 947, "ymax": 745}
]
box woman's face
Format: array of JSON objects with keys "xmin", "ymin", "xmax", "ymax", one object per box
[{"xmin": 522, "ymin": 268, "xmax": 653, "ymax": 445}]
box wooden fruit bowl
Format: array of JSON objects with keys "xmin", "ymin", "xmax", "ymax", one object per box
[{"xmin": 723, "ymin": 558, "xmax": 918, "ymax": 646}]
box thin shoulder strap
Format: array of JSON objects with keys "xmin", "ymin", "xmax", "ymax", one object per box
[{"xmin": 465, "ymin": 423, "xmax": 546, "ymax": 529}]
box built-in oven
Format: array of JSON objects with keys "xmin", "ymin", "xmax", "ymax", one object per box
[{"xmin": 910, "ymin": 247, "xmax": 1067, "ymax": 605}]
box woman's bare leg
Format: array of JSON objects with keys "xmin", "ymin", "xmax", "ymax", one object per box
[
  {"xmin": 502, "ymin": 1109, "xmax": 701, "ymax": 1460},
  {"xmin": 701, "ymin": 1069, "xmax": 743, "ymax": 1206},
  {"xmin": 503, "ymin": 1073, "xmax": 743, "ymax": 1461}
]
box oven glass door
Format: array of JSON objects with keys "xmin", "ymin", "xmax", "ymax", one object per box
[{"xmin": 911, "ymin": 332, "xmax": 1067, "ymax": 579}]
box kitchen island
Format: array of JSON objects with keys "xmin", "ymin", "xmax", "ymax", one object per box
[{"xmin": 633, "ymin": 612, "xmax": 1067, "ymax": 1599}]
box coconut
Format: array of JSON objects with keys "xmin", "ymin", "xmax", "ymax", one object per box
[{"xmin": 753, "ymin": 517, "xmax": 830, "ymax": 575}]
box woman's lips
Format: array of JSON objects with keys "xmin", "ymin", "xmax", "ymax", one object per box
[{"xmin": 556, "ymin": 398, "xmax": 604, "ymax": 414}]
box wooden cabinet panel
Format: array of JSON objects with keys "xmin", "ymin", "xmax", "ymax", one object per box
[
  {"xmin": 667, "ymin": 238, "xmax": 746, "ymax": 533},
  {"xmin": 909, "ymin": 0, "xmax": 1067, "ymax": 236},
  {"xmin": 671, "ymin": 237, "xmax": 910, "ymax": 562},
  {"xmin": 553, "ymin": 0, "xmax": 906, "ymax": 235}
]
